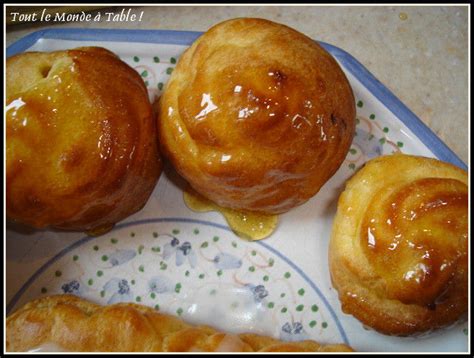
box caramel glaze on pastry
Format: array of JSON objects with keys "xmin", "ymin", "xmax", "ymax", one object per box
[
  {"xmin": 6, "ymin": 47, "xmax": 161, "ymax": 233},
  {"xmin": 158, "ymin": 18, "xmax": 355, "ymax": 214},
  {"xmin": 6, "ymin": 295, "xmax": 353, "ymax": 352},
  {"xmin": 329, "ymin": 154, "xmax": 468, "ymax": 336}
]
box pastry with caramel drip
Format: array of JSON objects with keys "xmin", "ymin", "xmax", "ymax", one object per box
[
  {"xmin": 6, "ymin": 295, "xmax": 353, "ymax": 352},
  {"xmin": 158, "ymin": 18, "xmax": 355, "ymax": 214},
  {"xmin": 6, "ymin": 47, "xmax": 161, "ymax": 233},
  {"xmin": 329, "ymin": 154, "xmax": 468, "ymax": 336}
]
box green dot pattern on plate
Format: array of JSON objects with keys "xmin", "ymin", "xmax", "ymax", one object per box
[
  {"xmin": 175, "ymin": 283, "xmax": 182, "ymax": 293},
  {"xmin": 311, "ymin": 304, "xmax": 319, "ymax": 312},
  {"xmin": 172, "ymin": 229, "xmax": 180, "ymax": 234},
  {"xmin": 170, "ymin": 57, "xmax": 177, "ymax": 64},
  {"xmin": 309, "ymin": 320, "xmax": 317, "ymax": 328},
  {"xmin": 217, "ymin": 270, "xmax": 223, "ymax": 276},
  {"xmin": 368, "ymin": 134, "xmax": 375, "ymax": 140},
  {"xmin": 369, "ymin": 114, "xmax": 376, "ymax": 120},
  {"xmin": 249, "ymin": 266, "xmax": 255, "ymax": 272},
  {"xmin": 153, "ymin": 56, "xmax": 160, "ymax": 63},
  {"xmin": 463, "ymin": 328, "xmax": 468, "ymax": 335},
  {"xmin": 263, "ymin": 275, "xmax": 269, "ymax": 282},
  {"xmin": 199, "ymin": 273, "xmax": 205, "ymax": 279},
  {"xmin": 152, "ymin": 232, "xmax": 158, "ymax": 238},
  {"xmin": 201, "ymin": 242, "xmax": 208, "ymax": 248},
  {"xmin": 284, "ymin": 272, "xmax": 291, "ymax": 279},
  {"xmin": 88, "ymin": 279, "xmax": 93, "ymax": 286},
  {"xmin": 193, "ymin": 228, "xmax": 199, "ymax": 235},
  {"xmin": 97, "ymin": 270, "xmax": 103, "ymax": 277},
  {"xmin": 155, "ymin": 304, "xmax": 160, "ymax": 311},
  {"xmin": 296, "ymin": 304, "xmax": 304, "ymax": 312},
  {"xmin": 136, "ymin": 296, "xmax": 141, "ymax": 302},
  {"xmin": 267, "ymin": 302, "xmax": 275, "ymax": 309},
  {"xmin": 141, "ymin": 70, "xmax": 148, "ymax": 77},
  {"xmin": 158, "ymin": 82, "xmax": 164, "ymax": 91},
  {"xmin": 131, "ymin": 279, "xmax": 136, "ymax": 285},
  {"xmin": 349, "ymin": 163, "xmax": 356, "ymax": 170},
  {"xmin": 130, "ymin": 232, "xmax": 135, "ymax": 237},
  {"xmin": 160, "ymin": 262, "xmax": 167, "ymax": 270},
  {"xmin": 349, "ymin": 148, "xmax": 357, "ymax": 155},
  {"xmin": 268, "ymin": 258, "xmax": 275, "ymax": 267},
  {"xmin": 355, "ymin": 117, "xmax": 360, "ymax": 124},
  {"xmin": 93, "ymin": 245, "xmax": 99, "ymax": 251},
  {"xmin": 101, "ymin": 255, "xmax": 108, "ymax": 261},
  {"xmin": 379, "ymin": 138, "xmax": 386, "ymax": 145},
  {"xmin": 357, "ymin": 100, "xmax": 363, "ymax": 107},
  {"xmin": 322, "ymin": 322, "xmax": 328, "ymax": 328},
  {"xmin": 151, "ymin": 246, "xmax": 160, "ymax": 253},
  {"xmin": 139, "ymin": 265, "xmax": 145, "ymax": 273},
  {"xmin": 73, "ymin": 255, "xmax": 79, "ymax": 261},
  {"xmin": 185, "ymin": 270, "xmax": 190, "ymax": 277},
  {"xmin": 213, "ymin": 236, "xmax": 219, "ymax": 242},
  {"xmin": 298, "ymin": 288, "xmax": 305, "ymax": 296},
  {"xmin": 55, "ymin": 270, "xmax": 62, "ymax": 277},
  {"xmin": 383, "ymin": 127, "xmax": 389, "ymax": 133},
  {"xmin": 144, "ymin": 81, "xmax": 149, "ymax": 87},
  {"xmin": 210, "ymin": 289, "xmax": 217, "ymax": 296},
  {"xmin": 151, "ymin": 292, "xmax": 156, "ymax": 299},
  {"xmin": 166, "ymin": 67, "xmax": 173, "ymax": 75},
  {"xmin": 397, "ymin": 141, "xmax": 404, "ymax": 147},
  {"xmin": 177, "ymin": 308, "xmax": 183, "ymax": 316},
  {"xmin": 133, "ymin": 56, "xmax": 139, "ymax": 62},
  {"xmin": 41, "ymin": 287, "xmax": 47, "ymax": 294},
  {"xmin": 100, "ymin": 290, "xmax": 105, "ymax": 298},
  {"xmin": 251, "ymin": 250, "xmax": 257, "ymax": 256},
  {"xmin": 111, "ymin": 238, "xmax": 118, "ymax": 244},
  {"xmin": 280, "ymin": 293, "xmax": 286, "ymax": 298},
  {"xmin": 232, "ymin": 241, "xmax": 237, "ymax": 248},
  {"xmin": 138, "ymin": 245, "xmax": 144, "ymax": 254},
  {"xmin": 281, "ymin": 307, "xmax": 287, "ymax": 313}
]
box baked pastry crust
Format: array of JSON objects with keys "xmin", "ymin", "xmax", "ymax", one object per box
[
  {"xmin": 329, "ymin": 154, "xmax": 468, "ymax": 336},
  {"xmin": 6, "ymin": 47, "xmax": 161, "ymax": 232},
  {"xmin": 158, "ymin": 18, "xmax": 355, "ymax": 214},
  {"xmin": 6, "ymin": 295, "xmax": 353, "ymax": 352}
]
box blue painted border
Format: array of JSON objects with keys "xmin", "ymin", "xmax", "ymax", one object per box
[
  {"xmin": 6, "ymin": 27, "xmax": 467, "ymax": 170},
  {"xmin": 6, "ymin": 217, "xmax": 350, "ymax": 346}
]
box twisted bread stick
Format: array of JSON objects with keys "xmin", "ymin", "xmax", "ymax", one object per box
[{"xmin": 6, "ymin": 295, "xmax": 352, "ymax": 352}]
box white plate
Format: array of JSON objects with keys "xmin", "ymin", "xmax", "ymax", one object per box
[{"xmin": 6, "ymin": 29, "xmax": 468, "ymax": 352}]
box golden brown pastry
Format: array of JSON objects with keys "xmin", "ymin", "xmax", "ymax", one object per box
[
  {"xmin": 6, "ymin": 295, "xmax": 353, "ymax": 352},
  {"xmin": 6, "ymin": 47, "xmax": 161, "ymax": 233},
  {"xmin": 158, "ymin": 18, "xmax": 355, "ymax": 214},
  {"xmin": 329, "ymin": 154, "xmax": 468, "ymax": 336}
]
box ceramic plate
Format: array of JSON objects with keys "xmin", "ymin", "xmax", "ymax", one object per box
[{"xmin": 6, "ymin": 29, "xmax": 468, "ymax": 353}]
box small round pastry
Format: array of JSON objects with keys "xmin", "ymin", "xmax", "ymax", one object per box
[
  {"xmin": 329, "ymin": 154, "xmax": 468, "ymax": 336},
  {"xmin": 6, "ymin": 47, "xmax": 161, "ymax": 233},
  {"xmin": 158, "ymin": 18, "xmax": 355, "ymax": 214}
]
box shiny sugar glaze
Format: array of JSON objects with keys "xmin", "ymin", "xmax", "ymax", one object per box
[
  {"xmin": 361, "ymin": 177, "xmax": 468, "ymax": 307},
  {"xmin": 183, "ymin": 186, "xmax": 278, "ymax": 241}
]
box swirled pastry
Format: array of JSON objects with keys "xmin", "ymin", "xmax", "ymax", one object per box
[
  {"xmin": 329, "ymin": 154, "xmax": 468, "ymax": 336},
  {"xmin": 6, "ymin": 295, "xmax": 353, "ymax": 352},
  {"xmin": 158, "ymin": 18, "xmax": 355, "ymax": 214},
  {"xmin": 6, "ymin": 47, "xmax": 161, "ymax": 233}
]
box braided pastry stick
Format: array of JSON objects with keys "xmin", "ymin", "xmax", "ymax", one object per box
[{"xmin": 6, "ymin": 295, "xmax": 353, "ymax": 352}]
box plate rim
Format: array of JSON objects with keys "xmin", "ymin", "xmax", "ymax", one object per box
[{"xmin": 5, "ymin": 27, "xmax": 468, "ymax": 171}]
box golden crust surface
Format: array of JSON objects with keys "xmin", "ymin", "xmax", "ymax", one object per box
[
  {"xmin": 329, "ymin": 154, "xmax": 468, "ymax": 336},
  {"xmin": 6, "ymin": 47, "xmax": 162, "ymax": 232},
  {"xmin": 6, "ymin": 295, "xmax": 353, "ymax": 352},
  {"xmin": 158, "ymin": 18, "xmax": 355, "ymax": 214}
]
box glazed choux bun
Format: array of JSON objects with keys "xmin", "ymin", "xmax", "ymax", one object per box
[
  {"xmin": 158, "ymin": 18, "xmax": 355, "ymax": 214},
  {"xmin": 329, "ymin": 154, "xmax": 468, "ymax": 336},
  {"xmin": 6, "ymin": 295, "xmax": 353, "ymax": 352},
  {"xmin": 6, "ymin": 47, "xmax": 161, "ymax": 233}
]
